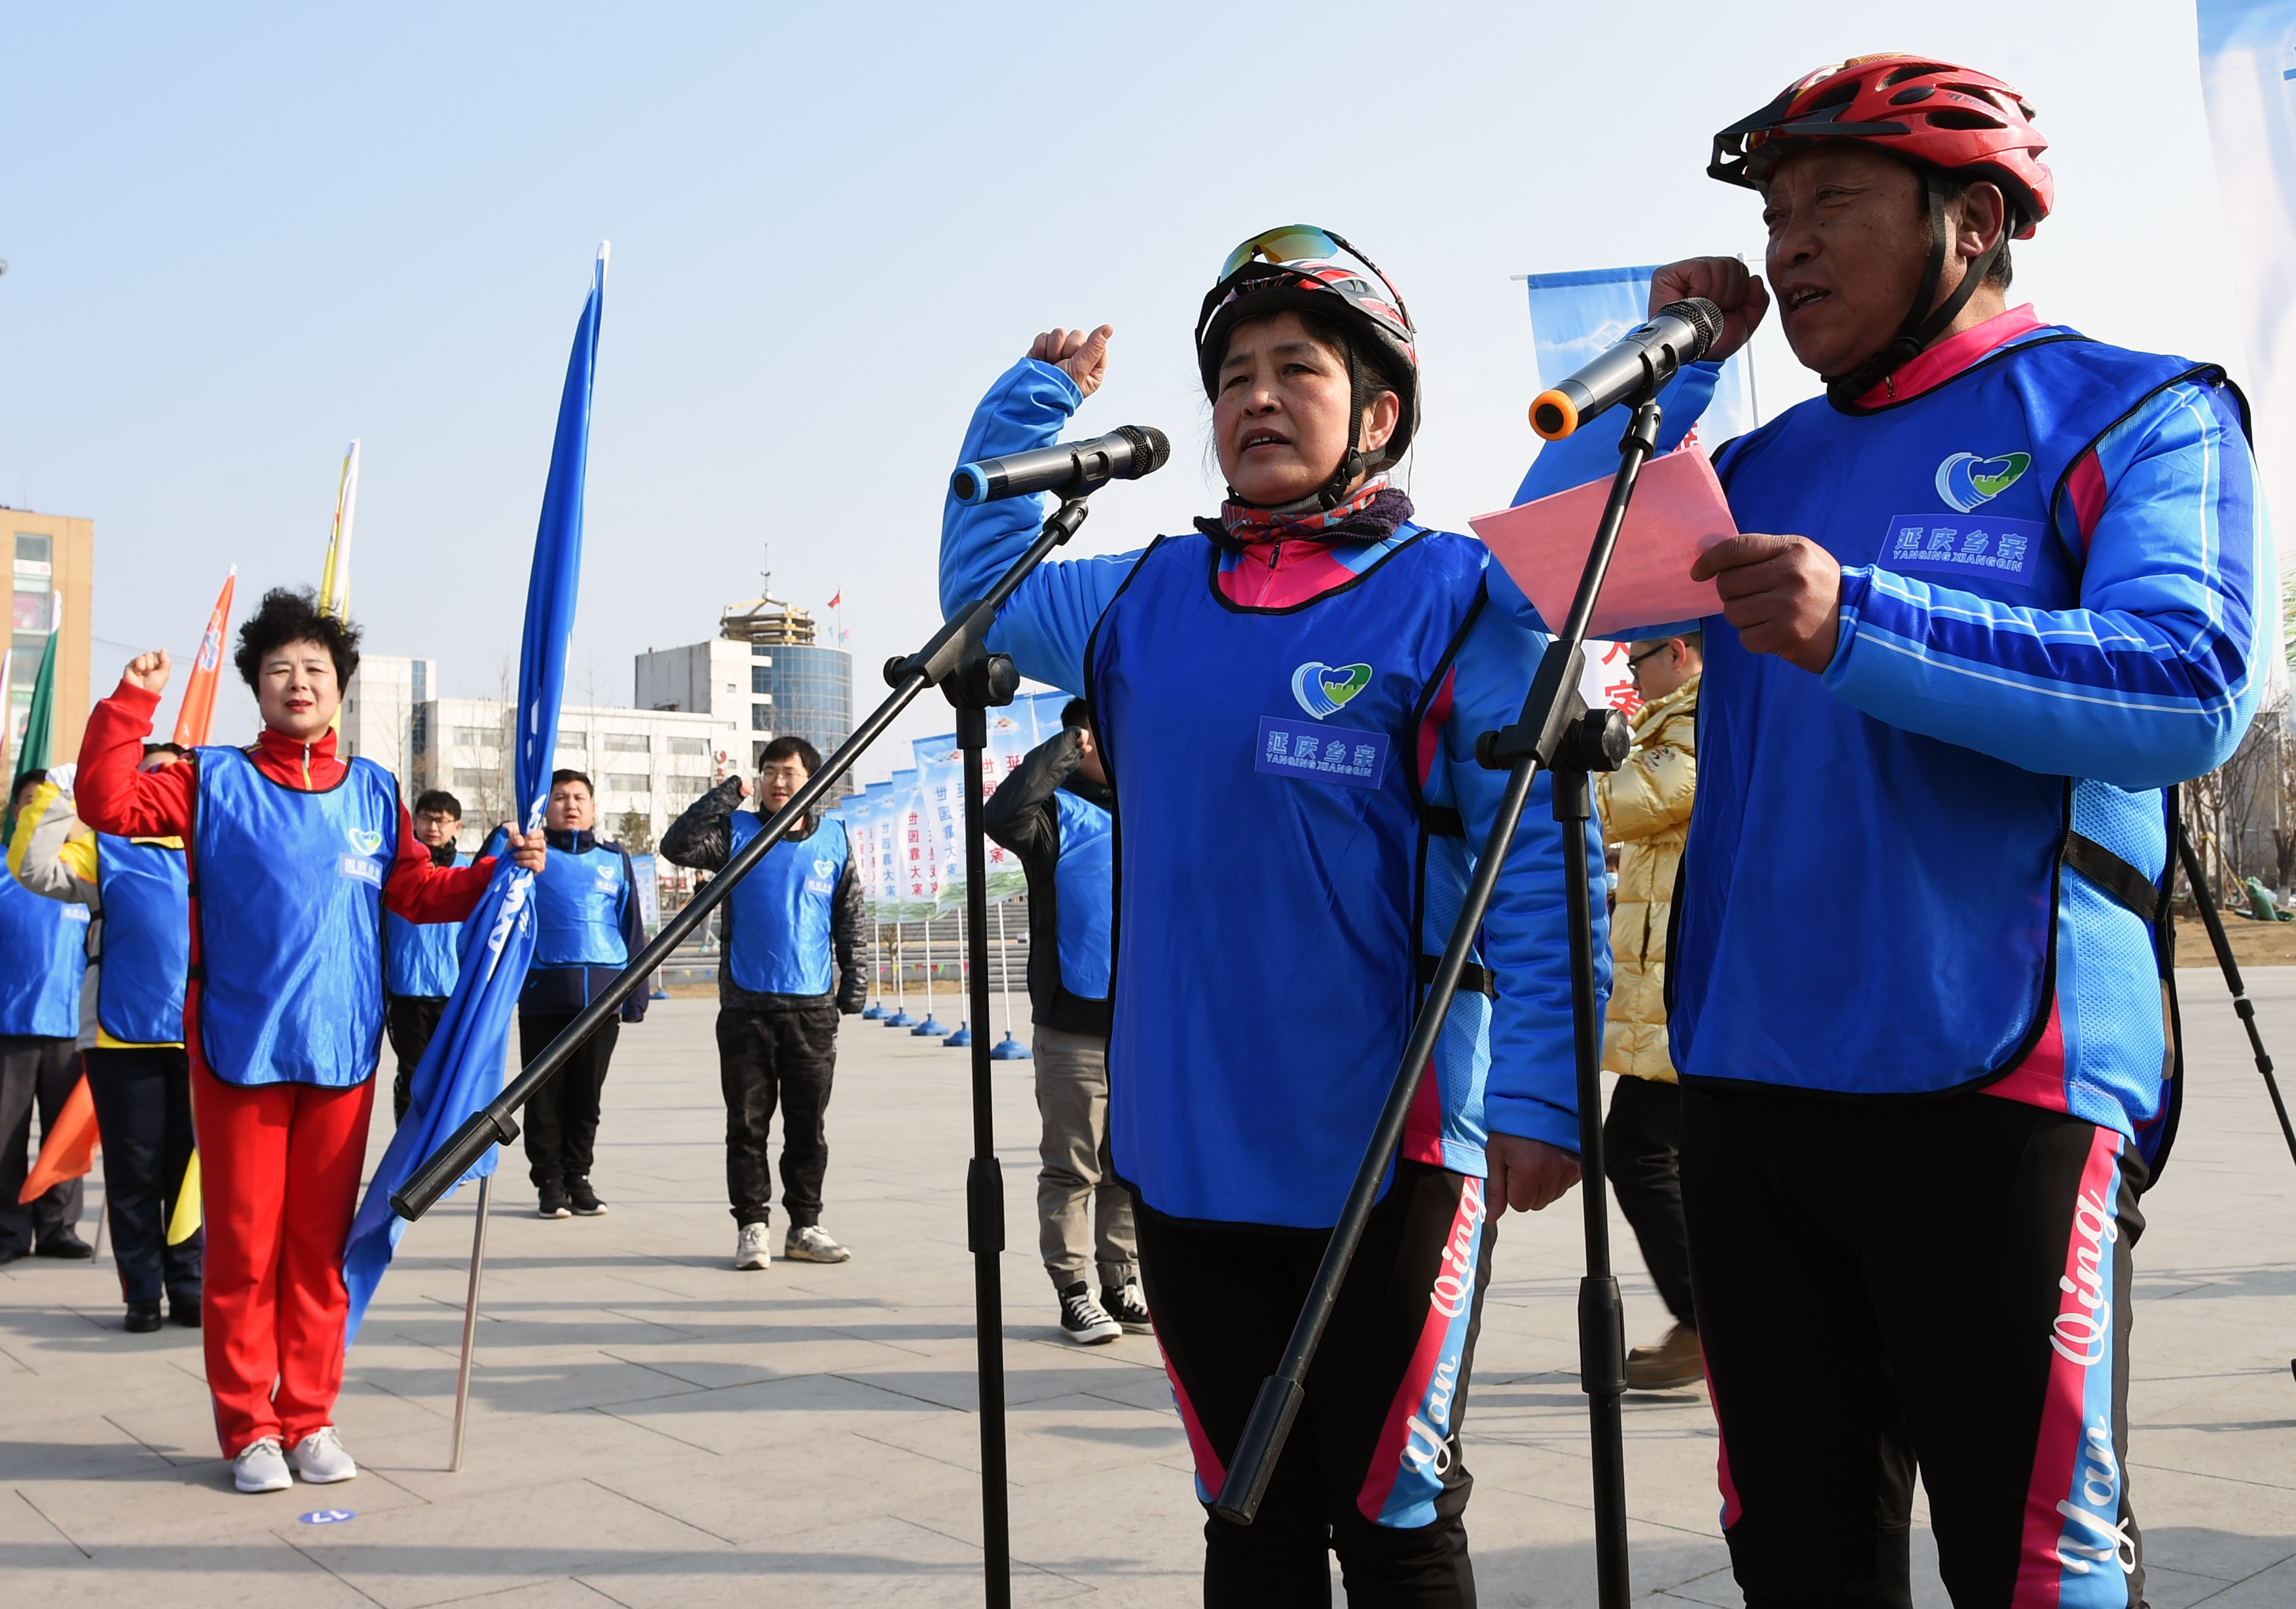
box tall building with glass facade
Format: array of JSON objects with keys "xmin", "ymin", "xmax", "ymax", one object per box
[{"xmin": 633, "ymin": 589, "xmax": 853, "ymax": 783}]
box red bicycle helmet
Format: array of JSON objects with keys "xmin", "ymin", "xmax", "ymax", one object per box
[
  {"xmin": 1710, "ymin": 54, "xmax": 2052, "ymax": 234},
  {"xmin": 1710, "ymin": 56, "xmax": 2054, "ymax": 403},
  {"xmin": 1196, "ymin": 227, "xmax": 1420, "ymax": 506}
]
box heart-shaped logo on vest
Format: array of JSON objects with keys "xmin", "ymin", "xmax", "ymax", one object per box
[
  {"xmin": 345, "ymin": 826, "xmax": 384, "ymax": 857},
  {"xmin": 1935, "ymin": 451, "xmax": 2032, "ymax": 513},
  {"xmin": 1291, "ymin": 661, "xmax": 1374, "ymax": 720}
]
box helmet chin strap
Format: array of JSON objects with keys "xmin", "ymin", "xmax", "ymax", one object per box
[{"xmin": 1824, "ymin": 170, "xmax": 2007, "ymax": 408}]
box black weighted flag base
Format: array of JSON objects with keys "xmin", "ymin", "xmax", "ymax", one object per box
[
  {"xmin": 392, "ymin": 491, "xmax": 1100, "ymax": 1609},
  {"xmin": 1210, "ymin": 400, "xmax": 1667, "ymax": 1609}
]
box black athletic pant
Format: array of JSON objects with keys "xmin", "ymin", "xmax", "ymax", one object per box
[
  {"xmin": 0, "ymin": 1034, "xmax": 84, "ymax": 1257},
  {"xmin": 385, "ymin": 993, "xmax": 449, "ymax": 1124},
  {"xmin": 1681, "ymin": 1084, "xmax": 2146, "ymax": 1608},
  {"xmin": 717, "ymin": 1003, "xmax": 838, "ymax": 1229},
  {"xmin": 1138, "ymin": 1161, "xmax": 1492, "ymax": 1608},
  {"xmin": 518, "ymin": 1012, "xmax": 618, "ymax": 1190},
  {"xmin": 83, "ymin": 1047, "xmax": 202, "ymax": 1305},
  {"xmin": 1603, "ymin": 1075, "xmax": 1695, "ymax": 1329}
]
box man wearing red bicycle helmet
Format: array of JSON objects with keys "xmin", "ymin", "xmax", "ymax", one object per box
[
  {"xmin": 1642, "ymin": 55, "xmax": 2270, "ymax": 1604},
  {"xmin": 940, "ymin": 227, "xmax": 1598, "ymax": 1604}
]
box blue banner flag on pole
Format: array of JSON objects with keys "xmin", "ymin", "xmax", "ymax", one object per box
[
  {"xmin": 1510, "ymin": 265, "xmax": 1744, "ymax": 506},
  {"xmin": 343, "ymin": 246, "xmax": 608, "ymax": 1344}
]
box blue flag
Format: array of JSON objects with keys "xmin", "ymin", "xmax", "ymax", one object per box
[{"xmin": 343, "ymin": 247, "xmax": 607, "ymax": 1344}]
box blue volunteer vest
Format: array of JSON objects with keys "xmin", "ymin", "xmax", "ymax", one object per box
[
  {"xmin": 1680, "ymin": 335, "xmax": 2213, "ymax": 1106},
  {"xmin": 1050, "ymin": 790, "xmax": 1112, "ymax": 1002},
  {"xmin": 94, "ymin": 836, "xmax": 189, "ymax": 1046},
  {"xmin": 0, "ymin": 853, "xmax": 87, "ymax": 1037},
  {"xmin": 724, "ymin": 813, "xmax": 848, "ymax": 995},
  {"xmin": 532, "ymin": 843, "xmax": 630, "ymax": 969},
  {"xmin": 386, "ymin": 851, "xmax": 473, "ymax": 997},
  {"xmin": 1085, "ymin": 528, "xmax": 1486, "ymax": 1227},
  {"xmin": 192, "ymin": 745, "xmax": 398, "ymax": 1086}
]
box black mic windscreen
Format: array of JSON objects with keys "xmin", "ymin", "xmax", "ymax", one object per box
[
  {"xmin": 1119, "ymin": 425, "xmax": 1172, "ymax": 479},
  {"xmin": 1657, "ymin": 298, "xmax": 1725, "ymax": 362}
]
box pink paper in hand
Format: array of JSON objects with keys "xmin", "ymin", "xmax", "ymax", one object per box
[{"xmin": 1468, "ymin": 447, "xmax": 1739, "ymax": 641}]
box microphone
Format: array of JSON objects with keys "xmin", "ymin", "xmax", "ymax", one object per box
[
  {"xmin": 1530, "ymin": 299, "xmax": 1724, "ymax": 441},
  {"xmin": 952, "ymin": 425, "xmax": 1172, "ymax": 505}
]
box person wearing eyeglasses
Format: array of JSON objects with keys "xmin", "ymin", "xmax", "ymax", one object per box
[
  {"xmin": 940, "ymin": 227, "xmax": 1597, "ymax": 1604},
  {"xmin": 1593, "ymin": 633, "xmax": 1702, "ymax": 1393}
]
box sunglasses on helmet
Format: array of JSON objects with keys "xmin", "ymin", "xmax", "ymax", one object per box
[{"xmin": 1216, "ymin": 225, "xmax": 1413, "ymax": 329}]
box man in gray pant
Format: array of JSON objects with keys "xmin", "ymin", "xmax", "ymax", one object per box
[{"xmin": 984, "ymin": 702, "xmax": 1144, "ymax": 1344}]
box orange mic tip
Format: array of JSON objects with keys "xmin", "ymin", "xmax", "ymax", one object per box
[{"xmin": 1530, "ymin": 389, "xmax": 1578, "ymax": 441}]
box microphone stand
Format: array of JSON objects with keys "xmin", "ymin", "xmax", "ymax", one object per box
[
  {"xmin": 2174, "ymin": 823, "xmax": 2296, "ymax": 1168},
  {"xmin": 1211, "ymin": 399, "xmax": 1665, "ymax": 1609},
  {"xmin": 393, "ymin": 490, "xmax": 1098, "ymax": 1609}
]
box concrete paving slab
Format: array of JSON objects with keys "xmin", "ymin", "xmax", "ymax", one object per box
[{"xmin": 1, "ymin": 974, "xmax": 2290, "ymax": 1604}]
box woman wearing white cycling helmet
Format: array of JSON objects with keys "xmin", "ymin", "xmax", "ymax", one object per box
[{"xmin": 940, "ymin": 227, "xmax": 1597, "ymax": 1605}]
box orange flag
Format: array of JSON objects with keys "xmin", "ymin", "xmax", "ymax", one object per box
[
  {"xmin": 171, "ymin": 566, "xmax": 236, "ymax": 748},
  {"xmin": 17, "ymin": 1069, "xmax": 96, "ymax": 1205}
]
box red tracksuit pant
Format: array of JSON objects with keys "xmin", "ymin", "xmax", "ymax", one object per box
[{"xmin": 192, "ymin": 1067, "xmax": 375, "ymax": 1456}]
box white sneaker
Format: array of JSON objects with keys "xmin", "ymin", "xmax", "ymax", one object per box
[
  {"xmin": 232, "ymin": 1437, "xmax": 291, "ymax": 1493},
  {"xmin": 288, "ymin": 1426, "xmax": 358, "ymax": 1485},
  {"xmin": 785, "ymin": 1225, "xmax": 850, "ymax": 1263},
  {"xmin": 733, "ymin": 1223, "xmax": 771, "ymax": 1270}
]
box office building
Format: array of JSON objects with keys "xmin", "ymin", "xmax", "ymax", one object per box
[
  {"xmin": 637, "ymin": 587, "xmax": 853, "ymax": 781},
  {"xmin": 7, "ymin": 510, "xmax": 93, "ymax": 769}
]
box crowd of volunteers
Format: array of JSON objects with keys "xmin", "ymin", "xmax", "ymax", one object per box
[{"xmin": 1, "ymin": 49, "xmax": 2268, "ymax": 1608}]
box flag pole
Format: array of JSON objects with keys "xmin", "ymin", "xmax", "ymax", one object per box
[{"xmin": 448, "ymin": 1174, "xmax": 494, "ymax": 1471}]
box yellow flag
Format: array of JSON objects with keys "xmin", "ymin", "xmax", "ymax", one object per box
[{"xmin": 166, "ymin": 1151, "xmax": 201, "ymax": 1246}]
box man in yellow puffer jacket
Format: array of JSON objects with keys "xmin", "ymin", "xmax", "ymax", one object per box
[{"xmin": 1596, "ymin": 633, "xmax": 1701, "ymax": 1390}]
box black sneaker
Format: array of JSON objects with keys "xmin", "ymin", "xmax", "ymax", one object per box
[
  {"xmin": 35, "ymin": 1233, "xmax": 94, "ymax": 1260},
  {"xmin": 538, "ymin": 1186, "xmax": 572, "ymax": 1219},
  {"xmin": 567, "ymin": 1178, "xmax": 608, "ymax": 1217},
  {"xmin": 1057, "ymin": 1281, "xmax": 1120, "ymax": 1345},
  {"xmin": 1100, "ymin": 1281, "xmax": 1153, "ymax": 1335},
  {"xmin": 124, "ymin": 1301, "xmax": 163, "ymax": 1334}
]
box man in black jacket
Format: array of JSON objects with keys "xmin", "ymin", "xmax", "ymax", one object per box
[
  {"xmin": 984, "ymin": 701, "xmax": 1145, "ymax": 1345},
  {"xmin": 663, "ymin": 737, "xmax": 866, "ymax": 1270}
]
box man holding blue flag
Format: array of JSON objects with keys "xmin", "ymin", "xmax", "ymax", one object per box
[{"xmin": 77, "ymin": 587, "xmax": 546, "ymax": 1495}]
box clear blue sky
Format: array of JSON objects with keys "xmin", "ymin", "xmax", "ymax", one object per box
[{"xmin": 1, "ymin": 2, "xmax": 2248, "ymax": 773}]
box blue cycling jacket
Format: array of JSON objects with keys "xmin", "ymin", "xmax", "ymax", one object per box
[
  {"xmin": 942, "ymin": 358, "xmax": 1601, "ymax": 1226},
  {"xmin": 1667, "ymin": 324, "xmax": 2268, "ymax": 1143}
]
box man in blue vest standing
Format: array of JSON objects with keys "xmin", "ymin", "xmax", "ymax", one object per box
[
  {"xmin": 10, "ymin": 749, "xmax": 202, "ymax": 1330},
  {"xmin": 0, "ymin": 769, "xmax": 92, "ymax": 1265},
  {"xmin": 1649, "ymin": 55, "xmax": 2268, "ymax": 1604},
  {"xmin": 983, "ymin": 700, "xmax": 1144, "ymax": 1346},
  {"xmin": 662, "ymin": 735, "xmax": 866, "ymax": 1270},
  {"xmin": 385, "ymin": 789, "xmax": 470, "ymax": 1122},
  {"xmin": 514, "ymin": 771, "xmax": 647, "ymax": 1220}
]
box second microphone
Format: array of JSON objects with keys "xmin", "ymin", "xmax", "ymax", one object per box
[{"xmin": 952, "ymin": 426, "xmax": 1172, "ymax": 505}]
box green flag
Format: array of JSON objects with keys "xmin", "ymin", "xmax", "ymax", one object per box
[
  {"xmin": 15, "ymin": 628, "xmax": 58, "ymax": 780},
  {"xmin": 5, "ymin": 629, "xmax": 58, "ymax": 843}
]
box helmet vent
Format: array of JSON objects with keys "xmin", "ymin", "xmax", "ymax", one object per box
[
  {"xmin": 1925, "ymin": 108, "xmax": 2007, "ymax": 132},
  {"xmin": 1802, "ymin": 79, "xmax": 1862, "ymax": 113},
  {"xmin": 1888, "ymin": 85, "xmax": 1936, "ymax": 105},
  {"xmin": 1881, "ymin": 62, "xmax": 1956, "ymax": 86}
]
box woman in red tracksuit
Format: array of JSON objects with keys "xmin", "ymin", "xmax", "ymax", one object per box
[{"xmin": 77, "ymin": 587, "xmax": 546, "ymax": 1494}]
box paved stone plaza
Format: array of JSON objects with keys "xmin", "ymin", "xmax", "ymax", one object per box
[{"xmin": 3, "ymin": 972, "xmax": 2292, "ymax": 1606}]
